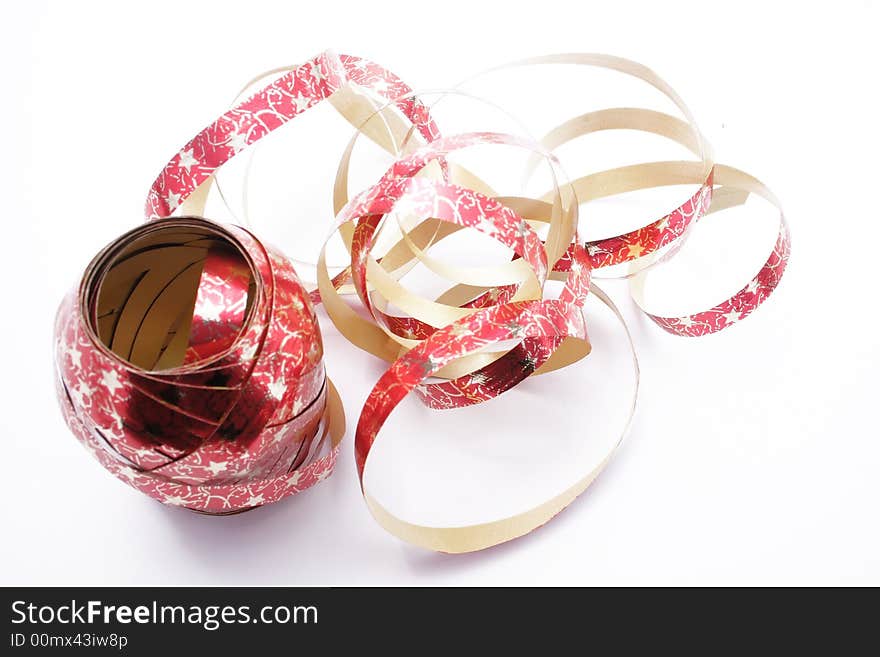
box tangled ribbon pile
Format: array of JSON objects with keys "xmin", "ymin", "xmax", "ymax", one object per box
[{"xmin": 54, "ymin": 51, "xmax": 788, "ymax": 552}]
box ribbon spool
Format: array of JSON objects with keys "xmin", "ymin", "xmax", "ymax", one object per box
[{"xmin": 54, "ymin": 217, "xmax": 344, "ymax": 514}]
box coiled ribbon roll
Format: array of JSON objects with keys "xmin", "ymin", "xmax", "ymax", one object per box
[{"xmin": 54, "ymin": 217, "xmax": 344, "ymax": 514}]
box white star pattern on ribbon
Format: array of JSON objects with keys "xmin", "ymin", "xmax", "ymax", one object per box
[
  {"xmin": 722, "ymin": 310, "xmax": 742, "ymax": 325},
  {"xmin": 308, "ymin": 60, "xmax": 322, "ymax": 81},
  {"xmin": 225, "ymin": 129, "xmax": 249, "ymax": 153},
  {"xmin": 69, "ymin": 381, "xmax": 91, "ymax": 408},
  {"xmin": 166, "ymin": 190, "xmax": 181, "ymax": 211},
  {"xmin": 239, "ymin": 341, "xmax": 258, "ymax": 361},
  {"xmin": 133, "ymin": 447, "xmax": 155, "ymax": 459},
  {"xmin": 178, "ymin": 148, "xmax": 198, "ymax": 171},
  {"xmin": 196, "ymin": 297, "xmax": 224, "ymax": 322},
  {"xmin": 267, "ymin": 379, "xmax": 286, "ymax": 401},
  {"xmin": 101, "ymin": 370, "xmax": 124, "ymax": 395},
  {"xmin": 370, "ymin": 78, "xmax": 391, "ymax": 94},
  {"xmin": 206, "ymin": 461, "xmax": 227, "ymax": 476},
  {"xmin": 117, "ymin": 468, "xmax": 139, "ymax": 482},
  {"xmin": 292, "ymin": 95, "xmax": 311, "ymax": 113}
]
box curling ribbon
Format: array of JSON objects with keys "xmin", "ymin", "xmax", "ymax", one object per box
[{"xmin": 57, "ymin": 50, "xmax": 788, "ymax": 550}]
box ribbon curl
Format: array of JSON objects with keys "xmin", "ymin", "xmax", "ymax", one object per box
[{"xmin": 55, "ymin": 50, "xmax": 788, "ymax": 550}]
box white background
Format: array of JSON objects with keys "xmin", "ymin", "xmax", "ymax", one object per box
[{"xmin": 2, "ymin": 0, "xmax": 878, "ymax": 586}]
